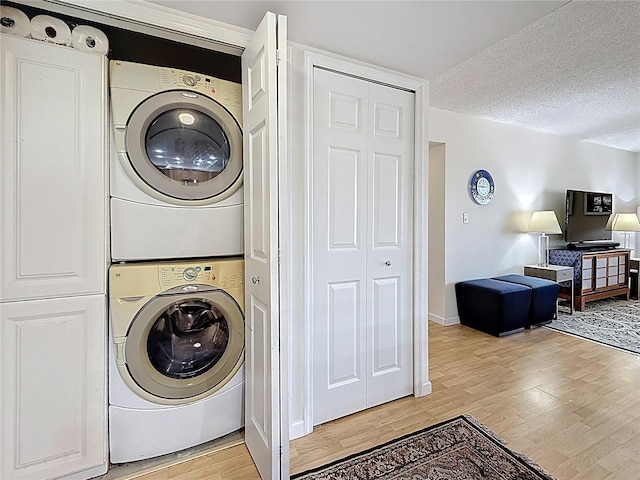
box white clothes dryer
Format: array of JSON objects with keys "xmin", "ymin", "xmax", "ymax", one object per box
[
  {"xmin": 108, "ymin": 257, "xmax": 245, "ymax": 463},
  {"xmin": 109, "ymin": 60, "xmax": 243, "ymax": 261}
]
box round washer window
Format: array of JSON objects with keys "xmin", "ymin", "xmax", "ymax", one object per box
[
  {"xmin": 147, "ymin": 299, "xmax": 229, "ymax": 380},
  {"xmin": 124, "ymin": 288, "xmax": 244, "ymax": 402},
  {"xmin": 145, "ymin": 109, "xmax": 231, "ymax": 185}
]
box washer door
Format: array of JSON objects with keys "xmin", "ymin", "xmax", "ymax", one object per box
[
  {"xmin": 124, "ymin": 286, "xmax": 244, "ymax": 403},
  {"xmin": 125, "ymin": 90, "xmax": 242, "ymax": 203}
]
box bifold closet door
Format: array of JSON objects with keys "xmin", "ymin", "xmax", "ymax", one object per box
[{"xmin": 312, "ymin": 68, "xmax": 414, "ymax": 426}]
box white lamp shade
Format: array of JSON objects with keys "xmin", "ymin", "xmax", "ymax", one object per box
[
  {"xmin": 527, "ymin": 211, "xmax": 562, "ymax": 234},
  {"xmin": 606, "ymin": 213, "xmax": 640, "ymax": 232}
]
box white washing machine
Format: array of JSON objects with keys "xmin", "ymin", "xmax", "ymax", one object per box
[
  {"xmin": 108, "ymin": 257, "xmax": 245, "ymax": 463},
  {"xmin": 109, "ymin": 60, "xmax": 244, "ymax": 261}
]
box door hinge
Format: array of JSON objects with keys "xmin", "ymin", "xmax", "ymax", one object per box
[{"xmin": 276, "ymin": 49, "xmax": 281, "ymax": 66}]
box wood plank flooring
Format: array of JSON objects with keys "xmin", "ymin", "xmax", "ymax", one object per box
[{"xmin": 113, "ymin": 322, "xmax": 640, "ymax": 480}]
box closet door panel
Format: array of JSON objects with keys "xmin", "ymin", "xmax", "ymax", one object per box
[
  {"xmin": 312, "ymin": 69, "xmax": 414, "ymax": 424},
  {"xmin": 312, "ymin": 69, "xmax": 368, "ymax": 425},
  {"xmin": 372, "ymin": 152, "xmax": 401, "ymax": 247},
  {"xmin": 328, "ymin": 147, "xmax": 360, "ymax": 249},
  {"xmin": 366, "ymin": 83, "xmax": 414, "ymax": 408}
]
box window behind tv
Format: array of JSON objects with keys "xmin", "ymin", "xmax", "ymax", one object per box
[{"xmin": 565, "ymin": 189, "xmax": 613, "ymax": 243}]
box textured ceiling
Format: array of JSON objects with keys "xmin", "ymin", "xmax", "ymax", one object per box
[
  {"xmin": 430, "ymin": 1, "xmax": 640, "ymax": 153},
  {"xmin": 152, "ymin": 0, "xmax": 640, "ymax": 153}
]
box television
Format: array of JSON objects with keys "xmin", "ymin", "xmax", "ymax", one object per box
[{"xmin": 564, "ymin": 189, "xmax": 614, "ymax": 245}]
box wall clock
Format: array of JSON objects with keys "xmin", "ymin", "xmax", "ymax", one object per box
[{"xmin": 469, "ymin": 169, "xmax": 495, "ymax": 205}]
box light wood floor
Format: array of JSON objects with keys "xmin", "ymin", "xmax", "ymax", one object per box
[{"xmin": 115, "ymin": 322, "xmax": 640, "ymax": 480}]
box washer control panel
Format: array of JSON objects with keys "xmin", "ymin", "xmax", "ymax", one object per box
[
  {"xmin": 157, "ymin": 259, "xmax": 244, "ymax": 290},
  {"xmin": 109, "ymin": 258, "xmax": 244, "ymax": 298}
]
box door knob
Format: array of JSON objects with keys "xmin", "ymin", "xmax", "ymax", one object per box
[
  {"xmin": 251, "ymin": 276, "xmax": 260, "ymax": 284},
  {"xmin": 384, "ymin": 261, "xmax": 392, "ymax": 267}
]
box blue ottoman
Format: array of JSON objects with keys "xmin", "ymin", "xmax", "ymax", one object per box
[
  {"xmin": 455, "ymin": 279, "xmax": 531, "ymax": 337},
  {"xmin": 493, "ymin": 274, "xmax": 559, "ymax": 327}
]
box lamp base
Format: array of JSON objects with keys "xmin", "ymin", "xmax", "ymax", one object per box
[{"xmin": 538, "ymin": 234, "xmax": 550, "ymax": 267}]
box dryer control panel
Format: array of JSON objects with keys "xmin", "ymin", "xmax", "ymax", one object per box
[{"xmin": 160, "ymin": 67, "xmax": 242, "ymax": 110}]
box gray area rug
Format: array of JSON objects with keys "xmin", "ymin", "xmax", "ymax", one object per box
[
  {"xmin": 546, "ymin": 298, "xmax": 640, "ymax": 354},
  {"xmin": 292, "ymin": 415, "xmax": 555, "ymax": 480}
]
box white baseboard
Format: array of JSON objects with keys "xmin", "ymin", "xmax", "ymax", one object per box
[
  {"xmin": 414, "ymin": 380, "xmax": 432, "ymax": 397},
  {"xmin": 289, "ymin": 419, "xmax": 308, "ymax": 440},
  {"xmin": 428, "ymin": 313, "xmax": 460, "ymax": 326}
]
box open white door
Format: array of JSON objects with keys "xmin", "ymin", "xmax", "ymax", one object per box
[{"xmin": 242, "ymin": 11, "xmax": 288, "ymax": 480}]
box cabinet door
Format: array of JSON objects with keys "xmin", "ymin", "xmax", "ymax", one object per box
[
  {"xmin": 581, "ymin": 255, "xmax": 595, "ymax": 293},
  {"xmin": 594, "ymin": 256, "xmax": 609, "ymax": 290},
  {"xmin": 611, "ymin": 253, "xmax": 628, "ymax": 287},
  {"xmin": 0, "ymin": 35, "xmax": 106, "ymax": 301},
  {"xmin": 0, "ymin": 295, "xmax": 107, "ymax": 480}
]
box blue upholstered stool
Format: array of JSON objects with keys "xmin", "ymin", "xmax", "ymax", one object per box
[
  {"xmin": 455, "ymin": 278, "xmax": 531, "ymax": 337},
  {"xmin": 493, "ymin": 274, "xmax": 559, "ymax": 327}
]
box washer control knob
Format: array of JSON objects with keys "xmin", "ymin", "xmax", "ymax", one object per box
[
  {"xmin": 183, "ymin": 267, "xmax": 198, "ymax": 281},
  {"xmin": 183, "ymin": 74, "xmax": 197, "ymax": 86}
]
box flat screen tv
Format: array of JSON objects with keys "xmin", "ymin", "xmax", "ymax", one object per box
[{"xmin": 564, "ymin": 189, "xmax": 613, "ymax": 243}]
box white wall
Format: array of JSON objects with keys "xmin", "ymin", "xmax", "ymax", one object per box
[
  {"xmin": 428, "ymin": 143, "xmax": 447, "ymax": 323},
  {"xmin": 428, "ymin": 107, "xmax": 639, "ymax": 325}
]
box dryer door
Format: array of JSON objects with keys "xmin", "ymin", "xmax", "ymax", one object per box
[
  {"xmin": 125, "ymin": 90, "xmax": 242, "ymax": 203},
  {"xmin": 124, "ymin": 286, "xmax": 244, "ymax": 403}
]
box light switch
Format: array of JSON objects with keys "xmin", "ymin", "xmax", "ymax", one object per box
[{"xmin": 463, "ymin": 213, "xmax": 469, "ymax": 224}]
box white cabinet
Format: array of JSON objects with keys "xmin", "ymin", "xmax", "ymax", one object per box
[
  {"xmin": 1, "ymin": 34, "xmax": 106, "ymax": 302},
  {"xmin": 0, "ymin": 34, "xmax": 107, "ymax": 480},
  {"xmin": 0, "ymin": 296, "xmax": 107, "ymax": 480}
]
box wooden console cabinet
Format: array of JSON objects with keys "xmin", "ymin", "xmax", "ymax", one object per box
[{"xmin": 550, "ymin": 249, "xmax": 630, "ymax": 311}]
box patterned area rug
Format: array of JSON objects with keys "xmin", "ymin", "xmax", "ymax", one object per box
[
  {"xmin": 292, "ymin": 415, "xmax": 555, "ymax": 480},
  {"xmin": 546, "ymin": 298, "xmax": 640, "ymax": 354}
]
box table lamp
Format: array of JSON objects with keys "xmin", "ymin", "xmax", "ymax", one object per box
[
  {"xmin": 606, "ymin": 212, "xmax": 640, "ymax": 249},
  {"xmin": 527, "ymin": 211, "xmax": 562, "ymax": 266}
]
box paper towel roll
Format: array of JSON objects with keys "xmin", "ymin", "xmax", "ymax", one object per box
[
  {"xmin": 0, "ymin": 6, "xmax": 31, "ymax": 38},
  {"xmin": 71, "ymin": 25, "xmax": 109, "ymax": 55},
  {"xmin": 31, "ymin": 15, "xmax": 71, "ymax": 46}
]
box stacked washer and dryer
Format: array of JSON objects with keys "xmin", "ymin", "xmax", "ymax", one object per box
[{"xmin": 107, "ymin": 60, "xmax": 246, "ymax": 463}]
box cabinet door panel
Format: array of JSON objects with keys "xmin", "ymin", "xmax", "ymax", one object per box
[
  {"xmin": 1, "ymin": 36, "xmax": 106, "ymax": 301},
  {"xmin": 0, "ymin": 295, "xmax": 106, "ymax": 480}
]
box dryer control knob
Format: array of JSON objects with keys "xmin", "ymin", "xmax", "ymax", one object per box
[
  {"xmin": 183, "ymin": 267, "xmax": 198, "ymax": 281},
  {"xmin": 183, "ymin": 74, "xmax": 197, "ymax": 87}
]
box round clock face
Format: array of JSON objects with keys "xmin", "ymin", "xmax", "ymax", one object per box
[{"xmin": 469, "ymin": 169, "xmax": 495, "ymax": 205}]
